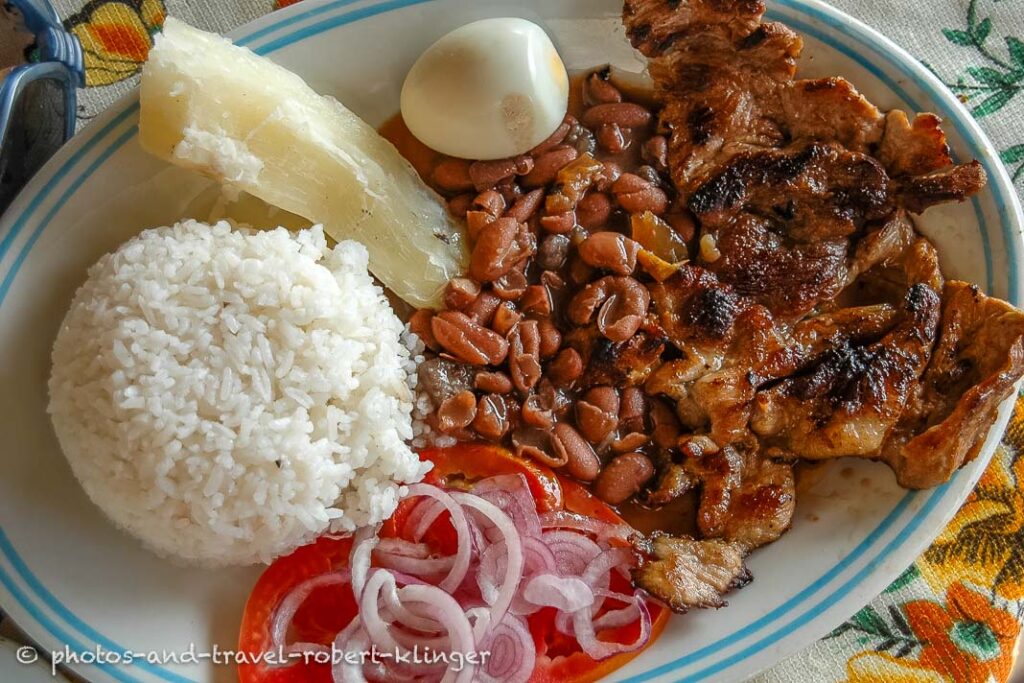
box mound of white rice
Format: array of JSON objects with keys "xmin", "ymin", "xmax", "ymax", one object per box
[{"xmin": 48, "ymin": 220, "xmax": 430, "ymax": 566}]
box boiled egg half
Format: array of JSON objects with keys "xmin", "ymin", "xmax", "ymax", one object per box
[{"xmin": 401, "ymin": 18, "xmax": 569, "ymax": 160}]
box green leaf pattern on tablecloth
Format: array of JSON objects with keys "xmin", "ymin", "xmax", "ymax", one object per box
[
  {"xmin": 827, "ymin": 605, "xmax": 925, "ymax": 659},
  {"xmin": 1003, "ymin": 144, "xmax": 1024, "ymax": 183},
  {"xmin": 929, "ymin": 0, "xmax": 1024, "ymax": 191},
  {"xmin": 936, "ymin": 0, "xmax": 1023, "ymax": 118},
  {"xmin": 928, "ymin": 0, "xmax": 1024, "ymax": 190}
]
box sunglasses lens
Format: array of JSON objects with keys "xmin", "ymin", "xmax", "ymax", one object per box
[{"xmin": 0, "ymin": 76, "xmax": 68, "ymax": 214}]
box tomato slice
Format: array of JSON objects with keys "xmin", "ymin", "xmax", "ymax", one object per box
[
  {"xmin": 239, "ymin": 444, "xmax": 668, "ymax": 683},
  {"xmin": 560, "ymin": 477, "xmax": 629, "ymax": 527},
  {"xmin": 238, "ymin": 536, "xmax": 355, "ymax": 683}
]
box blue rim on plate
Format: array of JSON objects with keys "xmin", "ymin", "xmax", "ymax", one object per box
[{"xmin": 0, "ymin": 1, "xmax": 1020, "ymax": 682}]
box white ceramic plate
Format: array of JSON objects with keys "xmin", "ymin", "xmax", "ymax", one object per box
[
  {"xmin": 0, "ymin": 637, "xmax": 70, "ymax": 682},
  {"xmin": 0, "ymin": 1, "xmax": 1021, "ymax": 682}
]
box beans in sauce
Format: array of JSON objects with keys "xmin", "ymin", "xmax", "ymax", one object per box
[{"xmin": 382, "ymin": 69, "xmax": 695, "ymax": 508}]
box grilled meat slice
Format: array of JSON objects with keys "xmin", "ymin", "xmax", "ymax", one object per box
[
  {"xmin": 689, "ymin": 143, "xmax": 895, "ymax": 317},
  {"xmin": 882, "ymin": 283, "xmax": 1024, "ymax": 488},
  {"xmin": 632, "ymin": 532, "xmax": 751, "ymax": 612},
  {"xmin": 623, "ymin": 0, "xmax": 983, "ymax": 193},
  {"xmin": 684, "ymin": 444, "xmax": 795, "ymax": 550},
  {"xmin": 878, "ymin": 111, "xmax": 953, "ymax": 177},
  {"xmin": 648, "ymin": 435, "xmax": 720, "ymax": 506},
  {"xmin": 686, "ymin": 304, "xmax": 903, "ymax": 442},
  {"xmin": 625, "ymin": 0, "xmax": 803, "ymax": 190},
  {"xmin": 897, "ymin": 162, "xmax": 988, "ymax": 214},
  {"xmin": 649, "ymin": 263, "xmax": 903, "ymax": 443},
  {"xmin": 688, "ymin": 143, "xmax": 895, "ymax": 243},
  {"xmin": 565, "ymin": 324, "xmax": 667, "ymax": 389},
  {"xmin": 649, "ymin": 263, "xmax": 754, "ymax": 368},
  {"xmin": 624, "ymin": 0, "xmax": 984, "ymax": 319},
  {"xmin": 648, "ymin": 442, "xmax": 796, "ymax": 551},
  {"xmin": 685, "ymin": 143, "xmax": 971, "ymax": 318},
  {"xmin": 624, "ymin": 0, "xmax": 767, "ymax": 54},
  {"xmin": 611, "ymin": 1, "xmax": 1020, "ymax": 567},
  {"xmin": 751, "ymin": 241, "xmax": 943, "ymax": 459},
  {"xmin": 648, "ymin": 266, "xmax": 782, "ymax": 441},
  {"xmin": 844, "ymin": 210, "xmax": 920, "ymax": 290},
  {"xmin": 786, "ymin": 305, "xmax": 902, "ymax": 358}
]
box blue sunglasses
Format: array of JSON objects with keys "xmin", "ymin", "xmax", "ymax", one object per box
[{"xmin": 0, "ymin": 0, "xmax": 84, "ymax": 216}]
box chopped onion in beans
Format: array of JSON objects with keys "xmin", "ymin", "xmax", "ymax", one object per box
[{"xmin": 267, "ymin": 474, "xmax": 652, "ymax": 682}]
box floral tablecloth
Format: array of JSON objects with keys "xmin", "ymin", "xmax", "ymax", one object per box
[{"xmin": 4, "ymin": 0, "xmax": 1024, "ymax": 681}]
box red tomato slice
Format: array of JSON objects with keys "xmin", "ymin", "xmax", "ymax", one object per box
[
  {"xmin": 238, "ymin": 444, "xmax": 668, "ymax": 683},
  {"xmin": 238, "ymin": 536, "xmax": 355, "ymax": 683}
]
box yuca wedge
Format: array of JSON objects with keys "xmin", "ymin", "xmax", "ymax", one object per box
[{"xmin": 139, "ymin": 18, "xmax": 467, "ymax": 309}]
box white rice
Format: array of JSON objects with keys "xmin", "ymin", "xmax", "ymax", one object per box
[{"xmin": 48, "ymin": 220, "xmax": 430, "ymax": 566}]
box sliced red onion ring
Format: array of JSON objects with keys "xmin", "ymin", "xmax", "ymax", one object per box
[
  {"xmin": 476, "ymin": 542, "xmax": 504, "ymax": 607},
  {"xmin": 350, "ymin": 525, "xmax": 381, "ymax": 599},
  {"xmin": 399, "ymin": 584, "xmax": 478, "ymax": 683},
  {"xmin": 361, "ymin": 569, "xmax": 407, "ymax": 653},
  {"xmin": 465, "ymin": 514, "xmax": 489, "ymax": 552},
  {"xmin": 522, "ymin": 535, "xmax": 558, "ymax": 574},
  {"xmin": 540, "ymin": 510, "xmax": 632, "ymax": 542},
  {"xmin": 541, "ymin": 529, "xmax": 602, "ymax": 576},
  {"xmin": 509, "ymin": 537, "xmax": 559, "ymax": 615},
  {"xmin": 379, "ymin": 597, "xmax": 444, "ymax": 635},
  {"xmin": 572, "ymin": 591, "xmax": 652, "ymax": 660},
  {"xmin": 592, "ymin": 591, "xmax": 646, "ymax": 631},
  {"xmin": 406, "ymin": 484, "xmax": 473, "ymax": 593},
  {"xmin": 476, "ymin": 536, "xmax": 553, "ymax": 611},
  {"xmin": 375, "ymin": 552, "xmax": 456, "ymax": 577},
  {"xmin": 557, "ymin": 587, "xmax": 641, "ymax": 638},
  {"xmin": 555, "ymin": 609, "xmax": 575, "ymax": 638},
  {"xmin": 270, "ymin": 571, "xmax": 350, "ymax": 658},
  {"xmin": 551, "ymin": 545, "xmax": 632, "ymax": 637},
  {"xmin": 584, "ymin": 547, "xmax": 634, "ymax": 614},
  {"xmin": 476, "ymin": 613, "xmax": 535, "ymax": 683},
  {"xmin": 451, "ymin": 491, "xmax": 524, "ymax": 631},
  {"xmin": 465, "ymin": 605, "xmax": 492, "ymax": 643},
  {"xmin": 523, "ymin": 573, "xmax": 595, "ymax": 613},
  {"xmin": 267, "ymin": 475, "xmax": 655, "ymax": 683},
  {"xmin": 404, "ymin": 498, "xmax": 446, "ymax": 541},
  {"xmin": 472, "ymin": 474, "xmax": 542, "ymax": 538},
  {"xmin": 333, "ymin": 618, "xmax": 369, "ymax": 683},
  {"xmin": 376, "ymin": 538, "xmax": 432, "ymax": 558},
  {"xmin": 361, "ymin": 571, "xmax": 449, "ymax": 678}
]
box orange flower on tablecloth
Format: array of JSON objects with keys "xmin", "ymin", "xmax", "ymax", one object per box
[
  {"xmin": 903, "ymin": 583, "xmax": 1018, "ymax": 683},
  {"xmin": 919, "ymin": 400, "xmax": 1024, "ymax": 602},
  {"xmin": 844, "ymin": 652, "xmax": 946, "ymax": 683},
  {"xmin": 66, "ymin": 0, "xmax": 166, "ymax": 87},
  {"xmin": 276, "ymin": 0, "xmax": 303, "ymax": 7}
]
